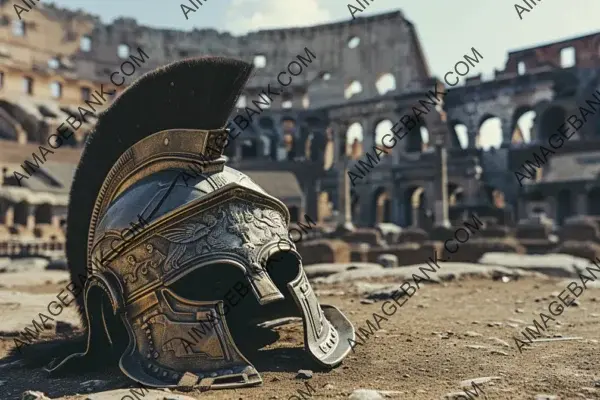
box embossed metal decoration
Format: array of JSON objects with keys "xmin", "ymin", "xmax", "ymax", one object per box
[{"xmin": 51, "ymin": 57, "xmax": 354, "ymax": 392}]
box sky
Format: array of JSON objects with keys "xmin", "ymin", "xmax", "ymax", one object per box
[{"xmin": 48, "ymin": 0, "xmax": 600, "ymax": 149}]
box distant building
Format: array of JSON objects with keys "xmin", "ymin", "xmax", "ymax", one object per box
[{"xmin": 0, "ymin": 1, "xmax": 599, "ymax": 246}]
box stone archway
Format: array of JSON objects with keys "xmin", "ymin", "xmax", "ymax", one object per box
[
  {"xmin": 512, "ymin": 106, "xmax": 536, "ymax": 144},
  {"xmin": 539, "ymin": 106, "xmax": 567, "ymax": 142},
  {"xmin": 404, "ymin": 186, "xmax": 427, "ymax": 228},
  {"xmin": 346, "ymin": 122, "xmax": 363, "ymax": 159},
  {"xmin": 477, "ymin": 114, "xmax": 503, "ymax": 150},
  {"xmin": 556, "ymin": 189, "xmax": 572, "ymax": 225},
  {"xmin": 405, "ymin": 120, "xmax": 428, "ymax": 153},
  {"xmin": 448, "ymin": 183, "xmax": 464, "ymax": 206},
  {"xmin": 373, "ymin": 187, "xmax": 391, "ymax": 224},
  {"xmin": 34, "ymin": 203, "xmax": 52, "ymax": 224},
  {"xmin": 13, "ymin": 201, "xmax": 28, "ymax": 226},
  {"xmin": 450, "ymin": 120, "xmax": 469, "ymax": 149}
]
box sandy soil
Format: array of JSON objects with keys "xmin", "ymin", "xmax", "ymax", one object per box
[{"xmin": 1, "ymin": 270, "xmax": 600, "ymax": 399}]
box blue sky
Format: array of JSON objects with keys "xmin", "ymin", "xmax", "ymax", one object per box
[{"xmin": 49, "ymin": 0, "xmax": 600, "ymax": 148}]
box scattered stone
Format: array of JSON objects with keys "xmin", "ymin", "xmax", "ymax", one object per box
[
  {"xmin": 46, "ymin": 258, "xmax": 68, "ymax": 271},
  {"xmin": 465, "ymin": 345, "xmax": 489, "ymax": 350},
  {"xmin": 515, "ymin": 308, "xmax": 524, "ymax": 313},
  {"xmin": 296, "ymin": 369, "xmax": 313, "ymax": 379},
  {"xmin": 459, "ymin": 376, "xmax": 502, "ymax": 388},
  {"xmin": 444, "ymin": 392, "xmax": 473, "ymax": 399},
  {"xmin": 490, "ymin": 349, "xmax": 509, "ymax": 356},
  {"xmin": 534, "ymin": 395, "xmax": 558, "ymax": 400},
  {"xmin": 488, "ymin": 337, "xmax": 511, "ymax": 347},
  {"xmin": 479, "ymin": 253, "xmax": 587, "ymax": 277},
  {"xmin": 21, "ymin": 391, "xmax": 50, "ymax": 400},
  {"xmin": 316, "ymin": 262, "xmax": 538, "ymax": 285},
  {"xmin": 464, "ymin": 331, "xmax": 482, "ymax": 337},
  {"xmin": 487, "ymin": 321, "xmax": 503, "ymax": 327},
  {"xmin": 323, "ymin": 383, "xmax": 335, "ymax": 390},
  {"xmin": 360, "ymin": 299, "xmax": 374, "ymax": 305},
  {"xmin": 377, "ymin": 254, "xmax": 398, "ymax": 269},
  {"xmin": 347, "ymin": 389, "xmax": 386, "ymax": 399},
  {"xmin": 305, "ymin": 262, "xmax": 382, "ymax": 279},
  {"xmin": 529, "ymin": 336, "xmax": 583, "ymax": 344}
]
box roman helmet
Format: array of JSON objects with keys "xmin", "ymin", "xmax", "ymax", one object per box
[{"xmin": 48, "ymin": 57, "xmax": 355, "ymax": 390}]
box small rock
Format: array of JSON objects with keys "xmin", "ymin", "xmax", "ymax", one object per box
[
  {"xmin": 490, "ymin": 350, "xmax": 509, "ymax": 356},
  {"xmin": 488, "ymin": 337, "xmax": 511, "ymax": 347},
  {"xmin": 348, "ymin": 389, "xmax": 385, "ymax": 399},
  {"xmin": 271, "ymin": 376, "xmax": 280, "ymax": 382},
  {"xmin": 534, "ymin": 395, "xmax": 558, "ymax": 400},
  {"xmin": 459, "ymin": 376, "xmax": 502, "ymax": 388},
  {"xmin": 296, "ymin": 369, "xmax": 313, "ymax": 379},
  {"xmin": 360, "ymin": 299, "xmax": 374, "ymax": 305},
  {"xmin": 21, "ymin": 391, "xmax": 50, "ymax": 400},
  {"xmin": 377, "ymin": 254, "xmax": 398, "ymax": 269},
  {"xmin": 464, "ymin": 331, "xmax": 482, "ymax": 337},
  {"xmin": 465, "ymin": 345, "xmax": 489, "ymax": 350},
  {"xmin": 515, "ymin": 308, "xmax": 524, "ymax": 313},
  {"xmin": 323, "ymin": 383, "xmax": 335, "ymax": 390},
  {"xmin": 444, "ymin": 392, "xmax": 473, "ymax": 400}
]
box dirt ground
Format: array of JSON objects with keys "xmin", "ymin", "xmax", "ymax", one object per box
[{"xmin": 1, "ymin": 273, "xmax": 600, "ymax": 400}]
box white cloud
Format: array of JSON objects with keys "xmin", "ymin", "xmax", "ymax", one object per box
[{"xmin": 225, "ymin": 0, "xmax": 331, "ymax": 34}]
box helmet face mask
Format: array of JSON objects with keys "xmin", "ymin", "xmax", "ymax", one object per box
[{"xmin": 56, "ymin": 57, "xmax": 354, "ymax": 391}]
